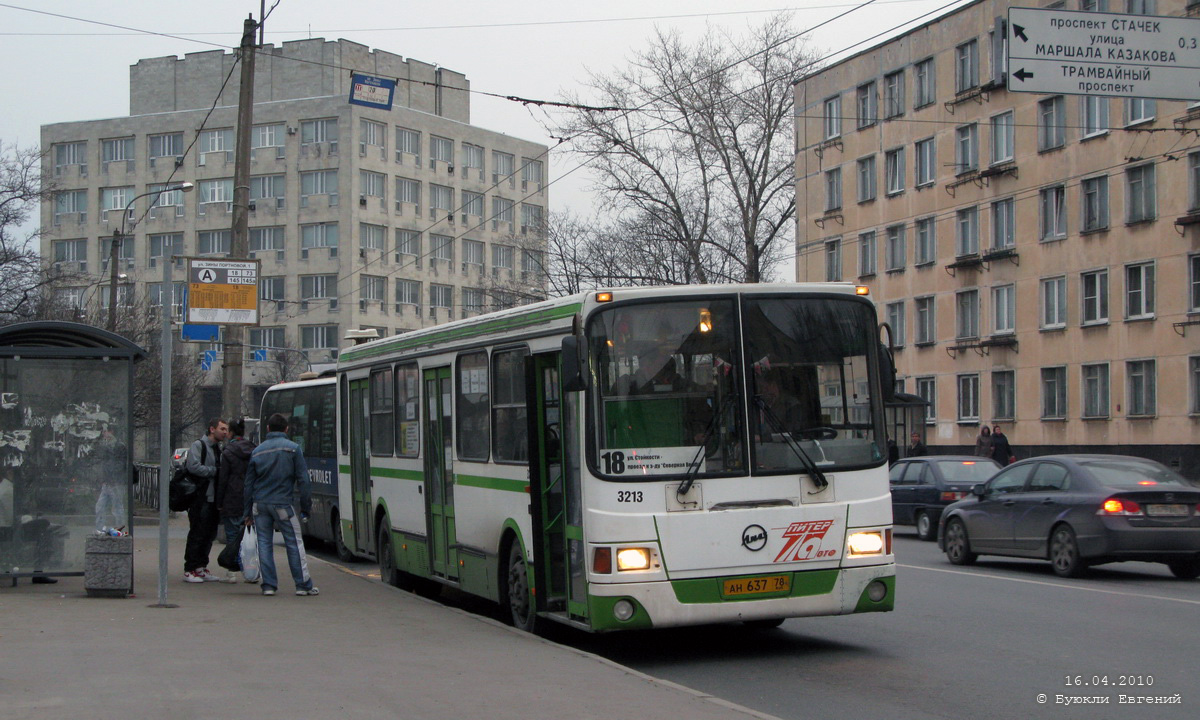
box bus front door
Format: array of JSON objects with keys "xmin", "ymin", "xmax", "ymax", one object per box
[
  {"xmin": 528, "ymin": 353, "xmax": 586, "ymax": 619},
  {"xmin": 423, "ymin": 367, "xmax": 457, "ymax": 581},
  {"xmin": 348, "ymin": 379, "xmax": 373, "ymax": 554}
]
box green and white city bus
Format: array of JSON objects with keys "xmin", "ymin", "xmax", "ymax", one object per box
[{"xmin": 335, "ymin": 283, "xmax": 896, "ymax": 631}]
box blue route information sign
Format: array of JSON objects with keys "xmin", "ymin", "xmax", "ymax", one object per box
[{"xmin": 349, "ymin": 74, "xmax": 396, "ymax": 110}]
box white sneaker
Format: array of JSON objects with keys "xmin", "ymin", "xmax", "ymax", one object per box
[
  {"xmin": 183, "ymin": 571, "xmax": 205, "ymax": 583},
  {"xmin": 198, "ymin": 568, "xmax": 221, "ymax": 582},
  {"xmin": 262, "ymin": 588, "xmax": 276, "ymax": 596},
  {"xmin": 295, "ymin": 587, "xmax": 320, "ymax": 596},
  {"xmin": 222, "ymin": 571, "xmax": 239, "ymax": 583}
]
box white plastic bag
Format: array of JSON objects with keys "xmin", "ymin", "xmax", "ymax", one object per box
[{"xmin": 240, "ymin": 526, "xmax": 261, "ymax": 583}]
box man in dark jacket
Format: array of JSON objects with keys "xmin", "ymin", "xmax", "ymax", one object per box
[
  {"xmin": 991, "ymin": 424, "xmax": 1014, "ymax": 466},
  {"xmin": 183, "ymin": 418, "xmax": 227, "ymax": 583},
  {"xmin": 216, "ymin": 418, "xmax": 255, "ymax": 582},
  {"xmin": 243, "ymin": 413, "xmax": 317, "ymax": 596}
]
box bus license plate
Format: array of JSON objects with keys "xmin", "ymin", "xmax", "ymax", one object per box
[
  {"xmin": 1146, "ymin": 504, "xmax": 1189, "ymax": 517},
  {"xmin": 722, "ymin": 574, "xmax": 791, "ymax": 597}
]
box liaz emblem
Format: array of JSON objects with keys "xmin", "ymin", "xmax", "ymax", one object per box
[{"xmin": 773, "ymin": 519, "xmax": 836, "ymax": 563}]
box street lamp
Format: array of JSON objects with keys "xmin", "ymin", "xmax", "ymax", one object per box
[{"xmin": 108, "ymin": 181, "xmax": 195, "ymax": 331}]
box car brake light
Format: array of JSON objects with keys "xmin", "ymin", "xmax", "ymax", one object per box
[
  {"xmin": 940, "ymin": 491, "xmax": 964, "ymax": 502},
  {"xmin": 1100, "ymin": 498, "xmax": 1142, "ymax": 515}
]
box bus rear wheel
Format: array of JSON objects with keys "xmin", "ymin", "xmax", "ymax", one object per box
[
  {"xmin": 503, "ymin": 541, "xmax": 536, "ymax": 632},
  {"xmin": 378, "ymin": 526, "xmax": 400, "ymax": 587},
  {"xmin": 332, "ymin": 511, "xmax": 354, "ymax": 562}
]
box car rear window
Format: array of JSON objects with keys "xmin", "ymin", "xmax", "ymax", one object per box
[
  {"xmin": 1079, "ymin": 459, "xmax": 1199, "ymax": 489},
  {"xmin": 934, "ymin": 459, "xmax": 1000, "ymax": 483}
]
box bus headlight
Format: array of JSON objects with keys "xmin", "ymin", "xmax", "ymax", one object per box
[
  {"xmin": 616, "ymin": 547, "xmax": 652, "ymax": 571},
  {"xmin": 847, "ymin": 531, "xmax": 884, "ymax": 556}
]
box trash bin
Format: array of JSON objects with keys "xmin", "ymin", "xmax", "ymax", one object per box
[{"xmin": 84, "ymin": 535, "xmax": 133, "ymax": 598}]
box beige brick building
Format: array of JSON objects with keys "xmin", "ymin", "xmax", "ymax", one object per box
[
  {"xmin": 41, "ymin": 38, "xmax": 549, "ymax": 410},
  {"xmin": 795, "ymin": 0, "xmax": 1200, "ymax": 475}
]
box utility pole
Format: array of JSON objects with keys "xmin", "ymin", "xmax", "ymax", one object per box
[
  {"xmin": 107, "ymin": 230, "xmax": 120, "ymax": 331},
  {"xmin": 223, "ymin": 14, "xmax": 258, "ymax": 422}
]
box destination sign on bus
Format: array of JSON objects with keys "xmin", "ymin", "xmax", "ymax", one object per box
[{"xmin": 599, "ymin": 447, "xmax": 703, "ymax": 475}]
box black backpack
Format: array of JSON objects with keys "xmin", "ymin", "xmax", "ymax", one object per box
[{"xmin": 168, "ymin": 442, "xmax": 208, "ymax": 511}]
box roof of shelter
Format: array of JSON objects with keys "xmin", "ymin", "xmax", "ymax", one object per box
[{"xmin": 0, "ymin": 322, "xmax": 147, "ymax": 360}]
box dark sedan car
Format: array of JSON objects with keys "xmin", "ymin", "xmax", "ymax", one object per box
[
  {"xmin": 938, "ymin": 455, "xmax": 1200, "ymax": 579},
  {"xmin": 890, "ymin": 456, "xmax": 1001, "ymax": 540}
]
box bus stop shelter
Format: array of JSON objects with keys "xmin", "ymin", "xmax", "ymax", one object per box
[
  {"xmin": 886, "ymin": 392, "xmax": 930, "ymax": 460},
  {"xmin": 0, "ymin": 322, "xmax": 145, "ymax": 585}
]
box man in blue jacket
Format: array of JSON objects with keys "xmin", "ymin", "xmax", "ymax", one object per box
[{"xmin": 242, "ymin": 413, "xmax": 317, "ymax": 596}]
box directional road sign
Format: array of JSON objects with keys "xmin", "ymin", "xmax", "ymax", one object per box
[
  {"xmin": 1007, "ymin": 7, "xmax": 1200, "ymax": 102},
  {"xmin": 186, "ymin": 258, "xmax": 260, "ymax": 325}
]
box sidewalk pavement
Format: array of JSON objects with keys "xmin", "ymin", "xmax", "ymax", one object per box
[{"xmin": 1, "ymin": 513, "xmax": 781, "ymax": 720}]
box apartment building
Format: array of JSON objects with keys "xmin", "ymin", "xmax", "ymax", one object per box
[
  {"xmin": 794, "ymin": 0, "xmax": 1200, "ymax": 475},
  {"xmin": 41, "ymin": 38, "xmax": 550, "ymax": 381}
]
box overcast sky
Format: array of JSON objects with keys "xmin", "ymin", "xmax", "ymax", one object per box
[{"xmin": 1, "ymin": 0, "xmax": 965, "ymax": 252}]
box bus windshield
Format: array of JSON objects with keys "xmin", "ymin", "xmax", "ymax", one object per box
[{"xmin": 588, "ymin": 294, "xmax": 885, "ymax": 480}]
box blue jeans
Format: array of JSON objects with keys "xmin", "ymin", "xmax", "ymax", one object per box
[
  {"xmin": 222, "ymin": 516, "xmax": 243, "ymax": 570},
  {"xmin": 252, "ymin": 503, "xmax": 312, "ymax": 592}
]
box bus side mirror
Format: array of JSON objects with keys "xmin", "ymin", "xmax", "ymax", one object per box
[
  {"xmin": 879, "ymin": 342, "xmax": 897, "ymax": 403},
  {"xmin": 561, "ymin": 335, "xmax": 586, "ymax": 392}
]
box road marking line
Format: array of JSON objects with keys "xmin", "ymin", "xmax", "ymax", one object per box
[{"xmin": 897, "ymin": 563, "xmax": 1200, "ymax": 606}]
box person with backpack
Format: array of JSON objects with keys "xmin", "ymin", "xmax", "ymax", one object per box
[
  {"xmin": 215, "ymin": 418, "xmax": 256, "ymax": 583},
  {"xmin": 242, "ymin": 413, "xmax": 317, "ymax": 597},
  {"xmin": 183, "ymin": 418, "xmax": 227, "ymax": 583}
]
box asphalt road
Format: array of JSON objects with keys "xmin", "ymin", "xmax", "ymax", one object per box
[{"xmin": 311, "ymin": 530, "xmax": 1198, "ymax": 719}]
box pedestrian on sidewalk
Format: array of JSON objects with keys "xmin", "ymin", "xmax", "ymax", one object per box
[
  {"xmin": 973, "ymin": 425, "xmax": 993, "ymax": 459},
  {"xmin": 243, "ymin": 413, "xmax": 318, "ymax": 597},
  {"xmin": 183, "ymin": 418, "xmax": 227, "ymax": 583},
  {"xmin": 216, "ymin": 418, "xmax": 255, "ymax": 583},
  {"xmin": 990, "ymin": 424, "xmax": 1014, "ymax": 465},
  {"xmin": 907, "ymin": 432, "xmax": 928, "ymax": 457}
]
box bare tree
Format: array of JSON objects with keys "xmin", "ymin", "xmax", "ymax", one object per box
[
  {"xmin": 558, "ymin": 14, "xmax": 811, "ymax": 285},
  {"xmin": 0, "ymin": 143, "xmax": 63, "ymax": 320}
]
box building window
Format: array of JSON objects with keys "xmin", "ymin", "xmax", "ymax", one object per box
[
  {"xmin": 857, "ymin": 155, "xmax": 876, "ymax": 202},
  {"xmin": 300, "ymin": 223, "xmax": 339, "ymax": 249},
  {"xmin": 916, "ymin": 376, "xmax": 936, "ymax": 422},
  {"xmin": 990, "ymin": 111, "xmax": 1014, "ymax": 164},
  {"xmin": 431, "ymin": 234, "xmax": 454, "ymax": 263},
  {"xmin": 1038, "ymin": 96, "xmax": 1065, "ymax": 151},
  {"xmin": 360, "ymin": 119, "xmax": 387, "ymax": 153},
  {"xmin": 249, "ymin": 227, "xmax": 285, "ymax": 252},
  {"xmin": 1126, "ymin": 359, "xmax": 1156, "ymax": 416},
  {"xmin": 956, "ymin": 207, "xmax": 979, "ymax": 256},
  {"xmin": 823, "ymin": 95, "xmax": 842, "ymax": 139},
  {"xmin": 856, "ymin": 81, "xmax": 877, "ymax": 128},
  {"xmin": 198, "ymin": 179, "xmax": 234, "ymax": 206},
  {"xmin": 462, "ymin": 190, "xmax": 484, "ymax": 219},
  {"xmin": 1082, "ymin": 96, "xmax": 1109, "ymax": 137},
  {"xmin": 149, "ymin": 233, "xmax": 182, "ymax": 261},
  {"xmin": 101, "ymin": 186, "xmax": 133, "ymax": 214},
  {"xmin": 395, "ymin": 229, "xmax": 420, "ymax": 261},
  {"xmin": 992, "ymin": 370, "xmax": 1015, "ymax": 421},
  {"xmin": 824, "ymin": 168, "xmax": 842, "ymax": 211},
  {"xmin": 493, "ymin": 196, "xmax": 515, "ymax": 226},
  {"xmin": 886, "ymin": 301, "xmax": 905, "ymax": 346},
  {"xmin": 197, "ymin": 230, "xmax": 231, "ymax": 255},
  {"xmin": 955, "ymin": 40, "xmax": 979, "ymax": 93},
  {"xmin": 858, "ymin": 231, "xmax": 876, "ymax": 276},
  {"xmin": 360, "ymin": 223, "xmax": 386, "ymax": 251},
  {"xmin": 991, "ymin": 198, "xmax": 1015, "ymax": 250},
  {"xmin": 248, "ymin": 327, "xmax": 285, "ymax": 351},
  {"xmin": 148, "ymin": 133, "xmax": 183, "ymax": 160},
  {"xmin": 430, "ymin": 135, "xmax": 454, "ymax": 164},
  {"xmin": 54, "ymin": 141, "xmax": 87, "ymax": 170},
  {"xmin": 260, "ymin": 276, "xmax": 285, "ymax": 302},
  {"xmin": 825, "ymin": 239, "xmax": 842, "ymax": 281},
  {"xmin": 1041, "ymin": 367, "xmax": 1068, "ymax": 419},
  {"xmin": 1189, "ymin": 357, "xmax": 1200, "ymax": 415},
  {"xmin": 1081, "ymin": 269, "xmax": 1109, "ymax": 325},
  {"xmin": 885, "ymin": 148, "xmax": 905, "ymax": 195},
  {"xmin": 463, "ymin": 239, "xmax": 485, "ymax": 268},
  {"xmin": 102, "ymin": 137, "xmax": 133, "ymax": 163},
  {"xmin": 361, "ymin": 170, "xmax": 387, "ymax": 200},
  {"xmin": 955, "ymin": 124, "xmax": 978, "ymax": 173},
  {"xmin": 1082, "ymin": 1, "xmax": 1109, "ymax": 11},
  {"xmin": 1041, "ymin": 276, "xmax": 1067, "ymax": 329},
  {"xmin": 885, "ymin": 224, "xmax": 906, "ymax": 271},
  {"xmin": 251, "ymin": 123, "xmax": 284, "ymax": 150},
  {"xmin": 1126, "ymin": 1, "xmax": 1157, "ymax": 14},
  {"xmin": 430, "ymin": 284, "xmax": 453, "ymax": 310},
  {"xmin": 463, "ymin": 143, "xmax": 484, "ymax": 174},
  {"xmin": 300, "ymin": 274, "xmax": 338, "ymax": 300},
  {"xmin": 915, "ymin": 138, "xmax": 936, "ymax": 186},
  {"xmin": 54, "ymin": 189, "xmax": 87, "ymax": 223},
  {"xmin": 884, "ymin": 71, "xmax": 904, "ymax": 118},
  {"xmin": 957, "ymin": 374, "xmax": 980, "ymax": 422},
  {"xmin": 395, "ymin": 177, "xmax": 420, "ymax": 213},
  {"xmin": 1188, "ymin": 151, "xmax": 1200, "ymax": 212},
  {"xmin": 53, "ymin": 238, "xmax": 87, "ymax": 265},
  {"xmin": 1040, "ymin": 185, "xmax": 1067, "ymax": 240},
  {"xmin": 1125, "ymin": 163, "xmax": 1156, "ymax": 223},
  {"xmin": 1081, "ymin": 175, "xmax": 1109, "ymax": 231},
  {"xmin": 300, "ymin": 118, "xmax": 338, "ymax": 144},
  {"xmin": 915, "ymin": 296, "xmax": 935, "ymax": 345},
  {"xmin": 301, "ymin": 325, "xmax": 339, "ymax": 350},
  {"xmin": 522, "ymin": 158, "xmax": 544, "ymax": 187},
  {"xmin": 492, "ymin": 151, "xmax": 515, "ymax": 183},
  {"xmin": 493, "ymin": 243, "xmax": 515, "ymax": 270},
  {"xmin": 300, "ymin": 170, "xmax": 338, "ymax": 207},
  {"xmin": 993, "ymin": 284, "xmax": 1015, "ymax": 335},
  {"xmin": 914, "ymin": 57, "xmax": 935, "ymax": 108},
  {"xmin": 430, "ymin": 184, "xmax": 454, "ymax": 216},
  {"xmin": 1125, "ymin": 261, "xmax": 1155, "ymax": 319},
  {"xmin": 1125, "ymin": 97, "xmax": 1156, "ymax": 125},
  {"xmin": 915, "ymin": 216, "xmax": 936, "ymax": 265},
  {"xmin": 1190, "ymin": 254, "xmax": 1200, "ymax": 313},
  {"xmin": 361, "ymin": 275, "xmax": 386, "ymax": 303},
  {"xmin": 1082, "ymin": 363, "xmax": 1110, "ymax": 418},
  {"xmin": 956, "ymin": 289, "xmax": 979, "ymax": 339},
  {"xmin": 396, "ymin": 279, "xmax": 421, "ymax": 306},
  {"xmin": 250, "ymin": 174, "xmax": 286, "ymax": 205}
]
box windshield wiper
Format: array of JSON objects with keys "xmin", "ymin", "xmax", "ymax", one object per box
[
  {"xmin": 753, "ymin": 395, "xmax": 829, "ymax": 493},
  {"xmin": 676, "ymin": 393, "xmax": 732, "ymax": 499}
]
